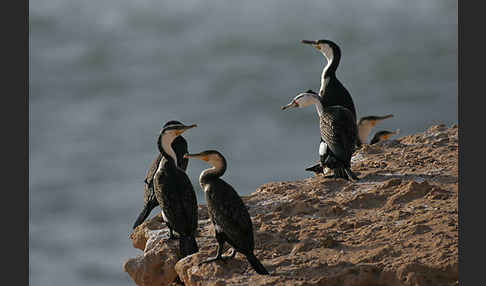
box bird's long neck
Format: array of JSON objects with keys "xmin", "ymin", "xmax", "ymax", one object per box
[
  {"xmin": 199, "ymin": 159, "xmax": 227, "ymax": 186},
  {"xmin": 307, "ymin": 93, "xmax": 325, "ymax": 117},
  {"xmin": 319, "ymin": 50, "xmax": 340, "ymax": 97},
  {"xmin": 358, "ymin": 123, "xmax": 373, "ymax": 145},
  {"xmin": 157, "ymin": 133, "xmax": 177, "ymax": 166}
]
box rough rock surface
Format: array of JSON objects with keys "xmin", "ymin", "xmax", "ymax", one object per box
[{"xmin": 123, "ymin": 124, "xmax": 458, "ymax": 286}]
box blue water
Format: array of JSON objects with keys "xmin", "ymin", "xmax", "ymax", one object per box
[{"xmin": 29, "ymin": 1, "xmax": 457, "ymax": 285}]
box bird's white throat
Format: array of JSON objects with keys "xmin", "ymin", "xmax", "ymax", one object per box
[
  {"xmin": 320, "ymin": 45, "xmax": 334, "ymax": 96},
  {"xmin": 161, "ymin": 133, "xmax": 178, "ymax": 163}
]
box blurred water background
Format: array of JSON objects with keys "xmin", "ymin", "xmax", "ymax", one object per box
[{"xmin": 29, "ymin": 0, "xmax": 457, "ymax": 285}]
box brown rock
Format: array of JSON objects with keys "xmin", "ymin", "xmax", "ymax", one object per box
[
  {"xmin": 129, "ymin": 214, "xmax": 166, "ymax": 251},
  {"xmin": 385, "ymin": 181, "xmax": 433, "ymax": 209},
  {"xmin": 123, "ymin": 229, "xmax": 181, "ymax": 286}
]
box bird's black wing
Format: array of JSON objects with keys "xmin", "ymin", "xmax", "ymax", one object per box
[
  {"xmin": 153, "ymin": 160, "xmax": 196, "ymax": 235},
  {"xmin": 319, "ymin": 106, "xmax": 357, "ymax": 165},
  {"xmin": 144, "ymin": 154, "xmax": 163, "ymax": 204},
  {"xmin": 322, "ymin": 77, "xmax": 357, "ymax": 121},
  {"xmin": 206, "ymin": 179, "xmax": 254, "ymax": 252},
  {"xmin": 175, "ymin": 168, "xmax": 199, "ymax": 234}
]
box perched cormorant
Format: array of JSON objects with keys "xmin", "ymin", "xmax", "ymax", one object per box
[
  {"xmin": 370, "ymin": 129, "xmax": 400, "ymax": 145},
  {"xmin": 154, "ymin": 122, "xmax": 199, "ymax": 257},
  {"xmin": 132, "ymin": 120, "xmax": 190, "ymax": 230},
  {"xmin": 282, "ymin": 90, "xmax": 358, "ymax": 181},
  {"xmin": 184, "ymin": 150, "xmax": 269, "ymax": 275},
  {"xmin": 357, "ymin": 114, "xmax": 394, "ymax": 146}
]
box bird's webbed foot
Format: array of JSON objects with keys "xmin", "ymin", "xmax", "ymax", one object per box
[
  {"xmin": 168, "ymin": 229, "xmax": 180, "ymax": 240},
  {"xmin": 323, "ymin": 174, "xmax": 338, "ymax": 179},
  {"xmin": 222, "ymin": 248, "xmax": 236, "ymax": 259},
  {"xmin": 201, "ymin": 250, "xmax": 234, "ymax": 265},
  {"xmin": 200, "ymin": 255, "xmax": 224, "ymax": 265},
  {"xmin": 199, "ymin": 241, "xmax": 228, "ymax": 265}
]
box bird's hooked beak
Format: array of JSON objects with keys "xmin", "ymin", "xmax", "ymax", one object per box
[
  {"xmin": 281, "ymin": 100, "xmax": 298, "ymax": 110},
  {"xmin": 301, "ymin": 39, "xmax": 321, "ymax": 50},
  {"xmin": 184, "ymin": 152, "xmax": 209, "ymax": 162},
  {"xmin": 175, "ymin": 124, "xmax": 197, "ymax": 135}
]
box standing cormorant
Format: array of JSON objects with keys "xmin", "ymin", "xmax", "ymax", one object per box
[
  {"xmin": 370, "ymin": 129, "xmax": 400, "ymax": 145},
  {"xmin": 282, "ymin": 90, "xmax": 358, "ymax": 181},
  {"xmin": 184, "ymin": 150, "xmax": 269, "ymax": 275},
  {"xmin": 132, "ymin": 120, "xmax": 190, "ymax": 230},
  {"xmin": 154, "ymin": 122, "xmax": 199, "ymax": 257}
]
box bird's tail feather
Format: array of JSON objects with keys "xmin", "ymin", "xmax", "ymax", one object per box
[
  {"xmin": 132, "ymin": 203, "xmax": 153, "ymax": 230},
  {"xmin": 180, "ymin": 236, "xmax": 199, "ymax": 257},
  {"xmin": 246, "ymin": 253, "xmax": 269, "ymax": 275},
  {"xmin": 333, "ymin": 168, "xmax": 347, "ymax": 179}
]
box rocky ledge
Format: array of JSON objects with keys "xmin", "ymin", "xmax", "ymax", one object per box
[{"xmin": 123, "ymin": 124, "xmax": 458, "ymax": 286}]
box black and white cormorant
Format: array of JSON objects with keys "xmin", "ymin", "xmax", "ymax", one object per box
[
  {"xmin": 154, "ymin": 122, "xmax": 199, "ymax": 257},
  {"xmin": 370, "ymin": 129, "xmax": 400, "ymax": 145},
  {"xmin": 132, "ymin": 120, "xmax": 190, "ymax": 230},
  {"xmin": 184, "ymin": 150, "xmax": 269, "ymax": 275},
  {"xmin": 282, "ymin": 90, "xmax": 358, "ymax": 181}
]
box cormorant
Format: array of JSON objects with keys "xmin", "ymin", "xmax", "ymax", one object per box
[
  {"xmin": 370, "ymin": 129, "xmax": 400, "ymax": 145},
  {"xmin": 357, "ymin": 114, "xmax": 394, "ymax": 146},
  {"xmin": 132, "ymin": 120, "xmax": 190, "ymax": 230},
  {"xmin": 154, "ymin": 122, "xmax": 199, "ymax": 257},
  {"xmin": 282, "ymin": 90, "xmax": 358, "ymax": 181},
  {"xmin": 184, "ymin": 150, "xmax": 269, "ymax": 275}
]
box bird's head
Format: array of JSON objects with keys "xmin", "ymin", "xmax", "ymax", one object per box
[
  {"xmin": 301, "ymin": 39, "xmax": 340, "ymax": 61},
  {"xmin": 380, "ymin": 129, "xmax": 400, "ymax": 140},
  {"xmin": 358, "ymin": 114, "xmax": 394, "ymax": 128},
  {"xmin": 281, "ymin": 90, "xmax": 319, "ymax": 110},
  {"xmin": 184, "ymin": 150, "xmax": 226, "ymax": 168},
  {"xmin": 159, "ymin": 122, "xmax": 197, "ymax": 143}
]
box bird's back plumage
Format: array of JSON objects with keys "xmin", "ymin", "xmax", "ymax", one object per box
[
  {"xmin": 319, "ymin": 105, "xmax": 358, "ymax": 167},
  {"xmin": 205, "ymin": 178, "xmax": 254, "ymax": 254}
]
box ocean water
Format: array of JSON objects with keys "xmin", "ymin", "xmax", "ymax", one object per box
[{"xmin": 29, "ymin": 1, "xmax": 457, "ymax": 285}]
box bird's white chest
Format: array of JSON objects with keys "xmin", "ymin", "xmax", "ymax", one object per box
[{"xmin": 319, "ymin": 141, "xmax": 328, "ymax": 156}]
